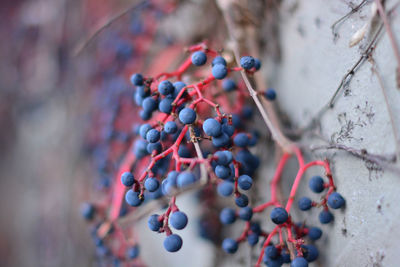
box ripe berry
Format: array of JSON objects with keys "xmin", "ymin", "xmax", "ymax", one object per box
[
  {"xmin": 327, "ymin": 192, "xmax": 345, "ymax": 209},
  {"xmin": 215, "ymin": 165, "xmax": 231, "ymax": 179},
  {"xmin": 214, "ymin": 150, "xmax": 233, "ymax": 165},
  {"xmin": 238, "ymin": 207, "xmax": 253, "ymax": 221},
  {"xmin": 291, "ymin": 257, "xmax": 308, "ymax": 267},
  {"xmin": 121, "ymin": 172, "xmax": 135, "ymax": 187},
  {"xmin": 125, "ymin": 190, "xmax": 143, "ymax": 207},
  {"xmin": 263, "ymin": 255, "xmax": 284, "ymax": 267},
  {"xmin": 265, "ymin": 245, "xmax": 279, "ymax": 259},
  {"xmin": 146, "ymin": 129, "xmax": 160, "ymax": 143},
  {"xmin": 240, "ymin": 56, "xmax": 255, "ymax": 70},
  {"xmin": 222, "ymin": 123, "xmax": 235, "ymax": 137},
  {"xmin": 222, "ymin": 238, "xmax": 238, "ymax": 254},
  {"xmin": 130, "ymin": 73, "xmax": 143, "ymax": 86},
  {"xmin": 81, "ymin": 202, "xmax": 95, "ymax": 220},
  {"xmin": 308, "ymin": 227, "xmax": 323, "ymax": 240},
  {"xmin": 163, "ymin": 234, "xmax": 183, "ymax": 252},
  {"xmin": 235, "ymin": 194, "xmax": 249, "ymax": 207},
  {"xmin": 282, "ymin": 250, "xmax": 291, "ymax": 263},
  {"xmin": 158, "ymin": 80, "xmax": 174, "ymax": 95},
  {"xmin": 142, "ymin": 97, "xmax": 157, "ymax": 113},
  {"xmin": 302, "ymin": 244, "xmax": 319, "ymax": 262},
  {"xmin": 217, "ymin": 181, "xmax": 234, "ymax": 197},
  {"xmin": 176, "ymin": 171, "xmax": 196, "ymax": 188},
  {"xmin": 220, "ymin": 207, "xmax": 236, "ymax": 224},
  {"xmin": 147, "ymin": 142, "xmax": 162, "ymax": 154},
  {"xmin": 159, "ymin": 98, "xmax": 173, "ymax": 114},
  {"xmin": 234, "ymin": 133, "xmax": 249, "ymax": 147},
  {"xmin": 254, "ymin": 58, "xmax": 262, "ymax": 70},
  {"xmin": 140, "ymin": 110, "xmax": 151, "ymax": 121},
  {"xmin": 136, "ymin": 85, "xmax": 149, "ymax": 97},
  {"xmin": 173, "ymin": 81, "xmax": 186, "ymax": 97},
  {"xmin": 264, "ymin": 88, "xmax": 277, "ymax": 100},
  {"xmin": 247, "ymin": 233, "xmax": 259, "ymax": 246},
  {"xmin": 270, "ymin": 207, "xmax": 289, "ymax": 224},
  {"xmin": 238, "ymin": 175, "xmax": 253, "ymax": 190},
  {"xmin": 309, "ymin": 176, "xmax": 325, "ymax": 193},
  {"xmin": 164, "ymin": 121, "xmax": 178, "ymax": 134},
  {"xmin": 191, "ymin": 51, "xmax": 207, "ymax": 66},
  {"xmin": 212, "ymin": 56, "xmax": 227, "ymax": 66},
  {"xmin": 203, "ymin": 118, "xmax": 222, "ymax": 137},
  {"xmin": 179, "ymin": 108, "xmax": 196, "ymax": 124},
  {"xmin": 298, "ymin": 197, "xmax": 312, "ymax": 211},
  {"xmin": 148, "ymin": 214, "xmax": 162, "ymax": 231},
  {"xmin": 319, "ymin": 210, "xmax": 333, "ymax": 224},
  {"xmin": 144, "ymin": 177, "xmax": 159, "ymax": 192},
  {"xmin": 212, "ymin": 64, "xmax": 228, "ymax": 80},
  {"xmin": 139, "ymin": 124, "xmax": 152, "ymax": 139},
  {"xmin": 212, "ymin": 133, "xmax": 230, "ymax": 148},
  {"xmin": 222, "ymin": 79, "xmax": 236, "ymax": 92},
  {"xmin": 170, "ymin": 211, "xmax": 188, "ymax": 230},
  {"xmin": 127, "ymin": 245, "xmax": 140, "ymax": 259}
]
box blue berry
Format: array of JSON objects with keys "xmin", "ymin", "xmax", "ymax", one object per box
[
  {"xmin": 264, "ymin": 88, "xmax": 277, "ymax": 100},
  {"xmin": 263, "ymin": 255, "xmax": 284, "ymax": 267},
  {"xmin": 308, "ymin": 227, "xmax": 322, "ymax": 240},
  {"xmin": 212, "ymin": 133, "xmax": 230, "ymax": 148},
  {"xmin": 146, "ymin": 129, "xmax": 160, "ymax": 143},
  {"xmin": 142, "ymin": 97, "xmax": 157, "ymax": 112},
  {"xmin": 139, "ymin": 124, "xmax": 152, "ymax": 139},
  {"xmin": 265, "ymin": 245, "xmax": 279, "ymax": 259},
  {"xmin": 159, "ymin": 98, "xmax": 173, "ymax": 114},
  {"xmin": 250, "ymin": 222, "xmax": 262, "ymax": 234},
  {"xmin": 176, "ymin": 171, "xmax": 196, "ymax": 188},
  {"xmin": 222, "ymin": 238, "xmax": 238, "ymax": 254},
  {"xmin": 81, "ymin": 203, "xmax": 95, "ymax": 220},
  {"xmin": 217, "ymin": 181, "xmax": 234, "ymax": 197},
  {"xmin": 220, "ymin": 208, "xmax": 236, "ymax": 224},
  {"xmin": 170, "ymin": 211, "xmax": 188, "ymax": 230},
  {"xmin": 163, "ymin": 234, "xmax": 183, "ymax": 252},
  {"xmin": 144, "ymin": 177, "xmax": 159, "ymax": 192},
  {"xmin": 291, "ymin": 257, "xmax": 308, "ymax": 267},
  {"xmin": 164, "ymin": 121, "xmax": 178, "ymax": 134},
  {"xmin": 282, "ymin": 250, "xmax": 291, "ymax": 263},
  {"xmin": 212, "ymin": 56, "xmax": 227, "ymax": 66},
  {"xmin": 121, "ymin": 172, "xmax": 135, "ymax": 187},
  {"xmin": 130, "ymin": 73, "xmax": 143, "ymax": 86},
  {"xmin": 136, "ymin": 85, "xmax": 149, "ymax": 97},
  {"xmin": 270, "ymin": 207, "xmax": 288, "ymax": 224},
  {"xmin": 179, "ymin": 108, "xmax": 196, "ymax": 124},
  {"xmin": 298, "ymin": 197, "xmax": 312, "ymax": 211},
  {"xmin": 247, "ymin": 233, "xmax": 259, "ymax": 246},
  {"xmin": 139, "ymin": 110, "xmax": 151, "ymax": 121},
  {"xmin": 238, "ymin": 175, "xmax": 253, "ymax": 190},
  {"xmin": 235, "ymin": 194, "xmax": 249, "ymax": 207},
  {"xmin": 222, "ymin": 79, "xmax": 236, "ymax": 92},
  {"xmin": 214, "ymin": 150, "xmax": 233, "ymax": 165},
  {"xmin": 327, "ymin": 192, "xmax": 345, "ymax": 209},
  {"xmin": 319, "ymin": 210, "xmax": 334, "ymax": 224},
  {"xmin": 178, "ymin": 145, "xmax": 191, "ymax": 158},
  {"xmin": 127, "ymin": 245, "xmax": 140, "ymax": 259},
  {"xmin": 238, "ymin": 207, "xmax": 253, "ymax": 221},
  {"xmin": 191, "ymin": 51, "xmax": 207, "ymax": 66},
  {"xmin": 222, "ymin": 123, "xmax": 235, "ymax": 137},
  {"xmin": 173, "ymin": 81, "xmax": 186, "ymax": 97},
  {"xmin": 158, "ymin": 80, "xmax": 174, "ymax": 95},
  {"xmin": 203, "ymin": 118, "xmax": 222, "ymax": 137},
  {"xmin": 241, "ymin": 106, "xmax": 253, "ymax": 119},
  {"xmin": 134, "ymin": 139, "xmax": 148, "ymax": 158},
  {"xmin": 215, "ymin": 165, "xmax": 231, "ymax": 179},
  {"xmin": 212, "ymin": 64, "xmax": 228, "ymax": 79},
  {"xmin": 309, "ymin": 176, "xmax": 325, "ymax": 193},
  {"xmin": 148, "ymin": 214, "xmax": 162, "ymax": 231},
  {"xmin": 254, "ymin": 58, "xmax": 261, "ymax": 70},
  {"xmin": 147, "ymin": 142, "xmax": 162, "ymax": 154},
  {"xmin": 240, "ymin": 56, "xmax": 255, "ymax": 70},
  {"xmin": 125, "ymin": 190, "xmax": 143, "ymax": 207},
  {"xmin": 302, "ymin": 244, "xmax": 319, "ymax": 262},
  {"xmin": 234, "ymin": 133, "xmax": 249, "ymax": 147}
]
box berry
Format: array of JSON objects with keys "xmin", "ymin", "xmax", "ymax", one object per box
[
  {"xmin": 214, "ymin": 150, "xmax": 233, "ymax": 165},
  {"xmin": 159, "ymin": 98, "xmax": 173, "ymax": 114},
  {"xmin": 302, "ymin": 244, "xmax": 319, "ymax": 262},
  {"xmin": 173, "ymin": 81, "xmax": 186, "ymax": 97},
  {"xmin": 136, "ymin": 85, "xmax": 149, "ymax": 97},
  {"xmin": 146, "ymin": 129, "xmax": 160, "ymax": 143},
  {"xmin": 254, "ymin": 58, "xmax": 262, "ymax": 70},
  {"xmin": 241, "ymin": 106, "xmax": 253, "ymax": 119},
  {"xmin": 212, "ymin": 64, "xmax": 228, "ymax": 79},
  {"xmin": 308, "ymin": 227, "xmax": 322, "ymax": 240},
  {"xmin": 298, "ymin": 197, "xmax": 312, "ymax": 211},
  {"xmin": 319, "ymin": 210, "xmax": 333, "ymax": 224},
  {"xmin": 130, "ymin": 73, "xmax": 143, "ymax": 86},
  {"xmin": 235, "ymin": 194, "xmax": 249, "ymax": 207},
  {"xmin": 282, "ymin": 250, "xmax": 291, "ymax": 263},
  {"xmin": 238, "ymin": 175, "xmax": 253, "ymax": 190},
  {"xmin": 158, "ymin": 80, "xmax": 174, "ymax": 95},
  {"xmin": 142, "ymin": 97, "xmax": 157, "ymax": 113},
  {"xmin": 176, "ymin": 171, "xmax": 196, "ymax": 188},
  {"xmin": 222, "ymin": 79, "xmax": 236, "ymax": 92},
  {"xmin": 222, "ymin": 238, "xmax": 238, "ymax": 254},
  {"xmin": 125, "ymin": 190, "xmax": 143, "ymax": 207},
  {"xmin": 127, "ymin": 245, "xmax": 140, "ymax": 259},
  {"xmin": 163, "ymin": 234, "xmax": 183, "ymax": 252},
  {"xmin": 144, "ymin": 177, "xmax": 159, "ymax": 192},
  {"xmin": 247, "ymin": 233, "xmax": 259, "ymax": 246},
  {"xmin": 121, "ymin": 172, "xmax": 135, "ymax": 187},
  {"xmin": 270, "ymin": 207, "xmax": 288, "ymax": 224},
  {"xmin": 222, "ymin": 123, "xmax": 235, "ymax": 137},
  {"xmin": 212, "ymin": 56, "xmax": 227, "ymax": 66},
  {"xmin": 191, "ymin": 51, "xmax": 207, "ymax": 66},
  {"xmin": 240, "ymin": 56, "xmax": 255, "ymax": 70},
  {"xmin": 217, "ymin": 181, "xmax": 234, "ymax": 197},
  {"xmin": 309, "ymin": 176, "xmax": 325, "ymax": 193},
  {"xmin": 291, "ymin": 257, "xmax": 308, "ymax": 267},
  {"xmin": 139, "ymin": 124, "xmax": 152, "ymax": 139},
  {"xmin": 164, "ymin": 121, "xmax": 178, "ymax": 134},
  {"xmin": 81, "ymin": 203, "xmax": 95, "ymax": 220},
  {"xmin": 264, "ymin": 88, "xmax": 277, "ymax": 100},
  {"xmin": 250, "ymin": 222, "xmax": 262, "ymax": 234},
  {"xmin": 179, "ymin": 108, "xmax": 196, "ymax": 124},
  {"xmin": 147, "ymin": 142, "xmax": 162, "ymax": 154},
  {"xmin": 139, "ymin": 110, "xmax": 151, "ymax": 120},
  {"xmin": 327, "ymin": 192, "xmax": 345, "ymax": 209},
  {"xmin": 203, "ymin": 118, "xmax": 222, "ymax": 137},
  {"xmin": 170, "ymin": 211, "xmax": 188, "ymax": 230},
  {"xmin": 234, "ymin": 133, "xmax": 249, "ymax": 147},
  {"xmin": 220, "ymin": 208, "xmax": 236, "ymax": 224},
  {"xmin": 238, "ymin": 207, "xmax": 253, "ymax": 221},
  {"xmin": 263, "ymin": 255, "xmax": 284, "ymax": 267},
  {"xmin": 148, "ymin": 214, "xmax": 162, "ymax": 231},
  {"xmin": 212, "ymin": 133, "xmax": 230, "ymax": 148},
  {"xmin": 215, "ymin": 165, "xmax": 231, "ymax": 179},
  {"xmin": 265, "ymin": 245, "xmax": 279, "ymax": 259}
]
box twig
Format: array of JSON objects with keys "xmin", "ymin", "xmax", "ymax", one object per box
[
  {"xmin": 73, "ymin": 0, "xmax": 145, "ymax": 56},
  {"xmin": 193, "ymin": 140, "xmax": 208, "ymax": 184}
]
